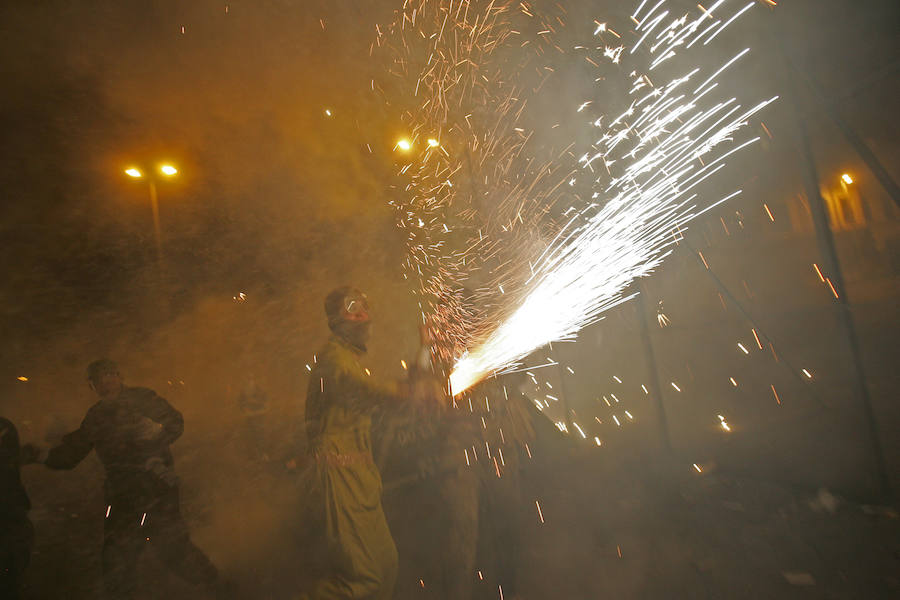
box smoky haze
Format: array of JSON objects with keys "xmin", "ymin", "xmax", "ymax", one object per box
[
  {"xmin": 1, "ymin": 0, "xmax": 899, "ymax": 598},
  {"xmin": 1, "ymin": 2, "xmax": 422, "ymax": 594}
]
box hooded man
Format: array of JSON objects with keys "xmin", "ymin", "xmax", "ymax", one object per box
[
  {"xmin": 300, "ymin": 286, "xmax": 405, "ymax": 600},
  {"xmin": 38, "ymin": 359, "xmax": 222, "ymax": 599}
]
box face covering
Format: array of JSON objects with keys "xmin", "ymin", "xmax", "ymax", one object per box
[{"xmin": 332, "ymin": 319, "xmax": 371, "ymax": 353}]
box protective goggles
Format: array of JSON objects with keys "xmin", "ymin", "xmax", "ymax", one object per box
[{"xmin": 342, "ymin": 293, "xmax": 370, "ymax": 320}]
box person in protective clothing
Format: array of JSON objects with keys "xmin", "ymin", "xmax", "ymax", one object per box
[
  {"xmin": 300, "ymin": 286, "xmax": 405, "ymax": 600},
  {"xmin": 37, "ymin": 359, "xmax": 222, "ymax": 599}
]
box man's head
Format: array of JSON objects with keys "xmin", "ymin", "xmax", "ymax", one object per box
[
  {"xmin": 324, "ymin": 286, "xmax": 371, "ymax": 352},
  {"xmin": 86, "ymin": 359, "xmax": 123, "ymax": 399}
]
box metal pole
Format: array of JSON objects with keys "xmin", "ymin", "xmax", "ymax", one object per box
[
  {"xmin": 682, "ymin": 241, "xmax": 823, "ymax": 407},
  {"xmin": 799, "ymin": 69, "xmax": 900, "ymax": 209},
  {"xmin": 635, "ymin": 285, "xmax": 672, "ymax": 452},
  {"xmin": 785, "ymin": 61, "xmax": 890, "ymax": 499},
  {"xmin": 149, "ymin": 180, "xmax": 163, "ymax": 268}
]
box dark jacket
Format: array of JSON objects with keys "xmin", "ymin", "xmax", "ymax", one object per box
[{"xmin": 46, "ymin": 387, "xmax": 184, "ymax": 501}]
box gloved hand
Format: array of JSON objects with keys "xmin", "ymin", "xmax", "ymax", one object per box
[
  {"xmin": 132, "ymin": 417, "xmax": 164, "ymax": 442},
  {"xmin": 409, "ymin": 371, "xmax": 448, "ymax": 414},
  {"xmin": 20, "ymin": 442, "xmax": 46, "ymax": 465}
]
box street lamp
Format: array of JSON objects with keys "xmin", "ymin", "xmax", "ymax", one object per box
[
  {"xmin": 124, "ymin": 163, "xmax": 179, "ymax": 267},
  {"xmin": 839, "ymin": 173, "xmax": 854, "ymax": 198}
]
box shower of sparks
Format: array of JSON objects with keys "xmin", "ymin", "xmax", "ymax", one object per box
[
  {"xmin": 374, "ymin": 0, "xmax": 576, "ymax": 367},
  {"xmin": 448, "ymin": 0, "xmax": 776, "ymax": 394}
]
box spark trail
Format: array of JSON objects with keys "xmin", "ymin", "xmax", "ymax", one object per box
[
  {"xmin": 374, "ymin": 1, "xmax": 576, "ymax": 366},
  {"xmin": 450, "ymin": 0, "xmax": 777, "ymax": 394}
]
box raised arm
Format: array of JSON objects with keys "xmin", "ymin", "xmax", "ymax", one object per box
[
  {"xmin": 336, "ymin": 352, "xmax": 404, "ymax": 410},
  {"xmin": 45, "ymin": 414, "xmax": 95, "ymax": 470}
]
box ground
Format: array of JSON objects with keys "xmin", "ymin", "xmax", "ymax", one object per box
[{"xmin": 17, "ymin": 446, "xmax": 899, "ymax": 599}]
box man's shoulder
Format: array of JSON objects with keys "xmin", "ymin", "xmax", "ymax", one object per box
[
  {"xmin": 82, "ymin": 400, "xmax": 107, "ymax": 427},
  {"xmin": 122, "ymin": 386, "xmax": 158, "ymax": 398},
  {"xmin": 317, "ymin": 337, "xmax": 355, "ymax": 366},
  {"xmin": 118, "ymin": 387, "xmax": 164, "ymax": 408}
]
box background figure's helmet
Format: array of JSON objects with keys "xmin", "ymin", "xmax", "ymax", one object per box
[
  {"xmin": 325, "ymin": 286, "xmax": 370, "ymax": 330},
  {"xmin": 86, "ymin": 358, "xmax": 119, "ymax": 383}
]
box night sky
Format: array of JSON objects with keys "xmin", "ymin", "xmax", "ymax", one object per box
[{"xmin": 1, "ymin": 0, "xmax": 896, "ymax": 359}]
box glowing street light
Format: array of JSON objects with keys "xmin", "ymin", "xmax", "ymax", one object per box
[
  {"xmin": 395, "ymin": 138, "xmax": 412, "ymax": 151},
  {"xmin": 124, "ymin": 161, "xmax": 180, "ymax": 268},
  {"xmin": 427, "ymin": 138, "xmax": 440, "ymax": 148},
  {"xmin": 841, "ymin": 173, "xmax": 853, "ymax": 185}
]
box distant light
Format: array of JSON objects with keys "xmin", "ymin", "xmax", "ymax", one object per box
[
  {"xmin": 160, "ymin": 165, "xmax": 178, "ymax": 176},
  {"xmin": 841, "ymin": 173, "xmax": 853, "ymax": 185},
  {"xmin": 125, "ymin": 168, "xmax": 142, "ymax": 178},
  {"xmin": 396, "ymin": 138, "xmax": 412, "ymax": 151},
  {"xmin": 802, "ymin": 368, "xmax": 813, "ymax": 379},
  {"xmin": 17, "ymin": 376, "xmax": 28, "ymax": 382},
  {"xmin": 427, "ymin": 138, "xmax": 440, "ymax": 147},
  {"xmin": 400, "ymin": 359, "xmax": 408, "ymax": 370},
  {"xmin": 324, "ymin": 109, "xmax": 332, "ymax": 117}
]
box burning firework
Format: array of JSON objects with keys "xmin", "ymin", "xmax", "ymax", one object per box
[
  {"xmin": 448, "ymin": 0, "xmax": 777, "ymax": 395},
  {"xmin": 374, "ymin": 1, "xmax": 577, "ymax": 365},
  {"xmin": 377, "ymin": 1, "xmax": 776, "ymax": 396}
]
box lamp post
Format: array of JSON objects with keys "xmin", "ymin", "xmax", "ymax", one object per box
[
  {"xmin": 125, "ymin": 164, "xmax": 178, "ymax": 268},
  {"xmin": 840, "ymin": 172, "xmax": 853, "ymax": 195}
]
